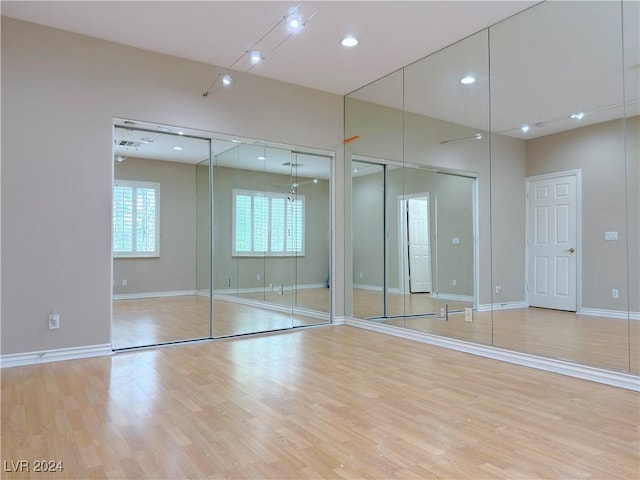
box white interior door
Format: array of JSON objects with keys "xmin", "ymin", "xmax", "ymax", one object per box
[
  {"xmin": 408, "ymin": 197, "xmax": 432, "ymax": 293},
  {"xmin": 527, "ymin": 174, "xmax": 577, "ymax": 311}
]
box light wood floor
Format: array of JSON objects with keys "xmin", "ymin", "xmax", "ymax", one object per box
[{"xmin": 2, "ymin": 326, "xmax": 638, "ymax": 479}]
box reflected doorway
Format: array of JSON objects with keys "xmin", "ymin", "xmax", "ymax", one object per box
[{"xmin": 401, "ymin": 194, "xmax": 432, "ymax": 294}]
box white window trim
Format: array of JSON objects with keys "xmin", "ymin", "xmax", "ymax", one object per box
[
  {"xmin": 113, "ymin": 179, "xmax": 160, "ymax": 258},
  {"xmin": 232, "ymin": 188, "xmax": 305, "ymax": 257}
]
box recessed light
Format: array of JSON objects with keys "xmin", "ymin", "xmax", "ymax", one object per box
[
  {"xmin": 521, "ymin": 124, "xmax": 530, "ymax": 133},
  {"xmin": 570, "ymin": 111, "xmax": 585, "ymax": 120},
  {"xmin": 177, "ymin": 131, "xmax": 184, "ymax": 136},
  {"xmin": 474, "ymin": 133, "xmax": 483, "ymax": 140},
  {"xmin": 341, "ymin": 35, "xmax": 359, "ymax": 47},
  {"xmin": 173, "ymin": 146, "xmax": 183, "ymax": 151},
  {"xmin": 460, "ymin": 76, "xmax": 476, "ymax": 85},
  {"xmin": 313, "ymin": 178, "xmax": 319, "ymax": 183},
  {"xmin": 115, "ymin": 155, "xmax": 125, "ymax": 162},
  {"xmin": 257, "ymin": 156, "xmax": 266, "ymax": 160}
]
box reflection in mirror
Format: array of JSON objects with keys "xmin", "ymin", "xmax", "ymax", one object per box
[
  {"xmin": 489, "ymin": 1, "xmax": 638, "ymax": 372},
  {"xmin": 212, "ymin": 141, "xmax": 332, "ymax": 337},
  {"xmin": 112, "ymin": 126, "xmax": 211, "ymax": 349},
  {"xmin": 351, "ymin": 160, "xmax": 385, "ymax": 319},
  {"xmin": 346, "ymin": 31, "xmax": 489, "ymax": 344},
  {"xmin": 346, "ymin": 2, "xmax": 637, "ymax": 374}
]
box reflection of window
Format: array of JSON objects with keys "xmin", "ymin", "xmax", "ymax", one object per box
[
  {"xmin": 233, "ymin": 189, "xmax": 305, "ymax": 256},
  {"xmin": 113, "ymin": 180, "xmax": 160, "ymax": 257}
]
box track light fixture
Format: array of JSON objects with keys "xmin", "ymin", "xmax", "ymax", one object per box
[
  {"xmin": 202, "ymin": 73, "xmax": 235, "ymax": 97},
  {"xmin": 250, "ymin": 50, "xmax": 264, "ymax": 65},
  {"xmin": 286, "ymin": 11, "xmax": 304, "ymax": 32},
  {"xmin": 203, "ymin": 4, "xmax": 324, "ymax": 98}
]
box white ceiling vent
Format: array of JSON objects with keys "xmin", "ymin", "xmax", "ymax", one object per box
[{"xmin": 117, "ymin": 140, "xmax": 142, "ymax": 148}]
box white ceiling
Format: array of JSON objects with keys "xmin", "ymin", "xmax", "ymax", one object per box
[{"xmin": 1, "ymin": 1, "xmax": 539, "ymax": 96}]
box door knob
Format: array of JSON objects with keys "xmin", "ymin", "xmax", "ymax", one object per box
[{"xmin": 565, "ymin": 247, "xmax": 575, "ymax": 253}]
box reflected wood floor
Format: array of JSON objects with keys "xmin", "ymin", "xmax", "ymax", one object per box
[
  {"xmin": 112, "ymin": 295, "xmax": 326, "ymax": 350},
  {"xmin": 379, "ymin": 308, "xmax": 639, "ymax": 374},
  {"xmin": 353, "ymin": 289, "xmax": 472, "ymax": 318},
  {"xmin": 2, "ymin": 326, "xmax": 638, "ymax": 479}
]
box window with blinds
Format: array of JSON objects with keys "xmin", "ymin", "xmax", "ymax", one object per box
[
  {"xmin": 232, "ymin": 189, "xmax": 305, "ymax": 256},
  {"xmin": 113, "ymin": 180, "xmax": 160, "ymax": 257}
]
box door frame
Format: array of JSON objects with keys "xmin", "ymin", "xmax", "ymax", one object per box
[
  {"xmin": 398, "ymin": 192, "xmax": 432, "ymax": 295},
  {"xmin": 525, "ymin": 169, "xmax": 583, "ymax": 311}
]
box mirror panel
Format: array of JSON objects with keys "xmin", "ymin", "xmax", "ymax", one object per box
[
  {"xmin": 351, "ymin": 160, "xmax": 385, "ymax": 319},
  {"xmin": 347, "ymin": 69, "xmax": 404, "ymax": 320},
  {"xmin": 112, "ymin": 127, "xmax": 211, "ymax": 348},
  {"xmin": 489, "ymin": 1, "xmax": 632, "ymax": 371},
  {"xmin": 291, "ymin": 151, "xmax": 332, "ymax": 327},
  {"xmin": 212, "ymin": 141, "xmax": 332, "ymax": 336},
  {"xmin": 345, "ymin": 1, "xmax": 636, "ymax": 374},
  {"xmin": 346, "ymin": 31, "xmax": 488, "ymax": 343},
  {"xmin": 624, "ymin": 0, "xmax": 639, "ymax": 373}
]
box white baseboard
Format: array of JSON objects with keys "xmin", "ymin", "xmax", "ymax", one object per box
[
  {"xmin": 477, "ymin": 301, "xmax": 528, "ymax": 312},
  {"xmin": 579, "ymin": 307, "xmax": 640, "ymax": 321},
  {"xmin": 344, "ymin": 317, "xmax": 639, "ymax": 391},
  {"xmin": 475, "ymin": 303, "xmax": 640, "ymax": 320},
  {"xmin": 113, "ymin": 290, "xmax": 197, "ymax": 300},
  {"xmin": 353, "ymin": 284, "xmax": 402, "ymax": 294},
  {"xmin": 332, "ymin": 316, "xmax": 346, "ymax": 325},
  {"xmin": 214, "ymin": 293, "xmax": 330, "ymax": 322},
  {"xmin": 1, "ymin": 344, "xmax": 113, "ymax": 368},
  {"xmin": 436, "ymin": 293, "xmax": 474, "ymax": 303},
  {"xmin": 215, "ymin": 283, "xmax": 327, "ymax": 296}
]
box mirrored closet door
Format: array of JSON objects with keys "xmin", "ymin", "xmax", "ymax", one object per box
[{"xmin": 111, "ymin": 125, "xmax": 212, "ymax": 349}]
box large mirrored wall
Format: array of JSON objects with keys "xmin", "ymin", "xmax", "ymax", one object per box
[
  {"xmin": 345, "ymin": 1, "xmax": 638, "ymax": 374},
  {"xmin": 112, "ymin": 125, "xmax": 331, "ymax": 349}
]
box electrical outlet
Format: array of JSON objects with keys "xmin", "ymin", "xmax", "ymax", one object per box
[
  {"xmin": 121, "ymin": 278, "xmax": 127, "ymax": 286},
  {"xmin": 452, "ymin": 279, "xmax": 457, "ymax": 287},
  {"xmin": 49, "ymin": 312, "xmax": 60, "ymax": 329},
  {"xmin": 465, "ymin": 307, "xmax": 473, "ymax": 323},
  {"xmin": 495, "ymin": 284, "xmax": 501, "ymax": 294},
  {"xmin": 359, "ymin": 272, "xmax": 363, "ymax": 279},
  {"xmin": 256, "ymin": 274, "xmax": 261, "ymax": 281},
  {"xmin": 612, "ymin": 289, "xmax": 619, "ymax": 299}
]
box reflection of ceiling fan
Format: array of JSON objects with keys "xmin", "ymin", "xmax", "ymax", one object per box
[
  {"xmin": 273, "ymin": 178, "xmax": 319, "ymax": 190},
  {"xmin": 273, "ymin": 178, "xmax": 320, "ymax": 200}
]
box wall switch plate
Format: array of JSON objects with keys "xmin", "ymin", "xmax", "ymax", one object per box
[
  {"xmin": 612, "ymin": 289, "xmax": 619, "ymax": 299},
  {"xmin": 604, "ymin": 231, "xmax": 618, "ymax": 241}
]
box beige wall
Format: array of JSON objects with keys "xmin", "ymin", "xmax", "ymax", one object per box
[
  {"xmin": 1, "ymin": 17, "xmax": 343, "ymax": 355},
  {"xmin": 112, "ymin": 157, "xmax": 197, "ymax": 295},
  {"xmin": 526, "ymin": 116, "xmax": 639, "ymax": 312}
]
